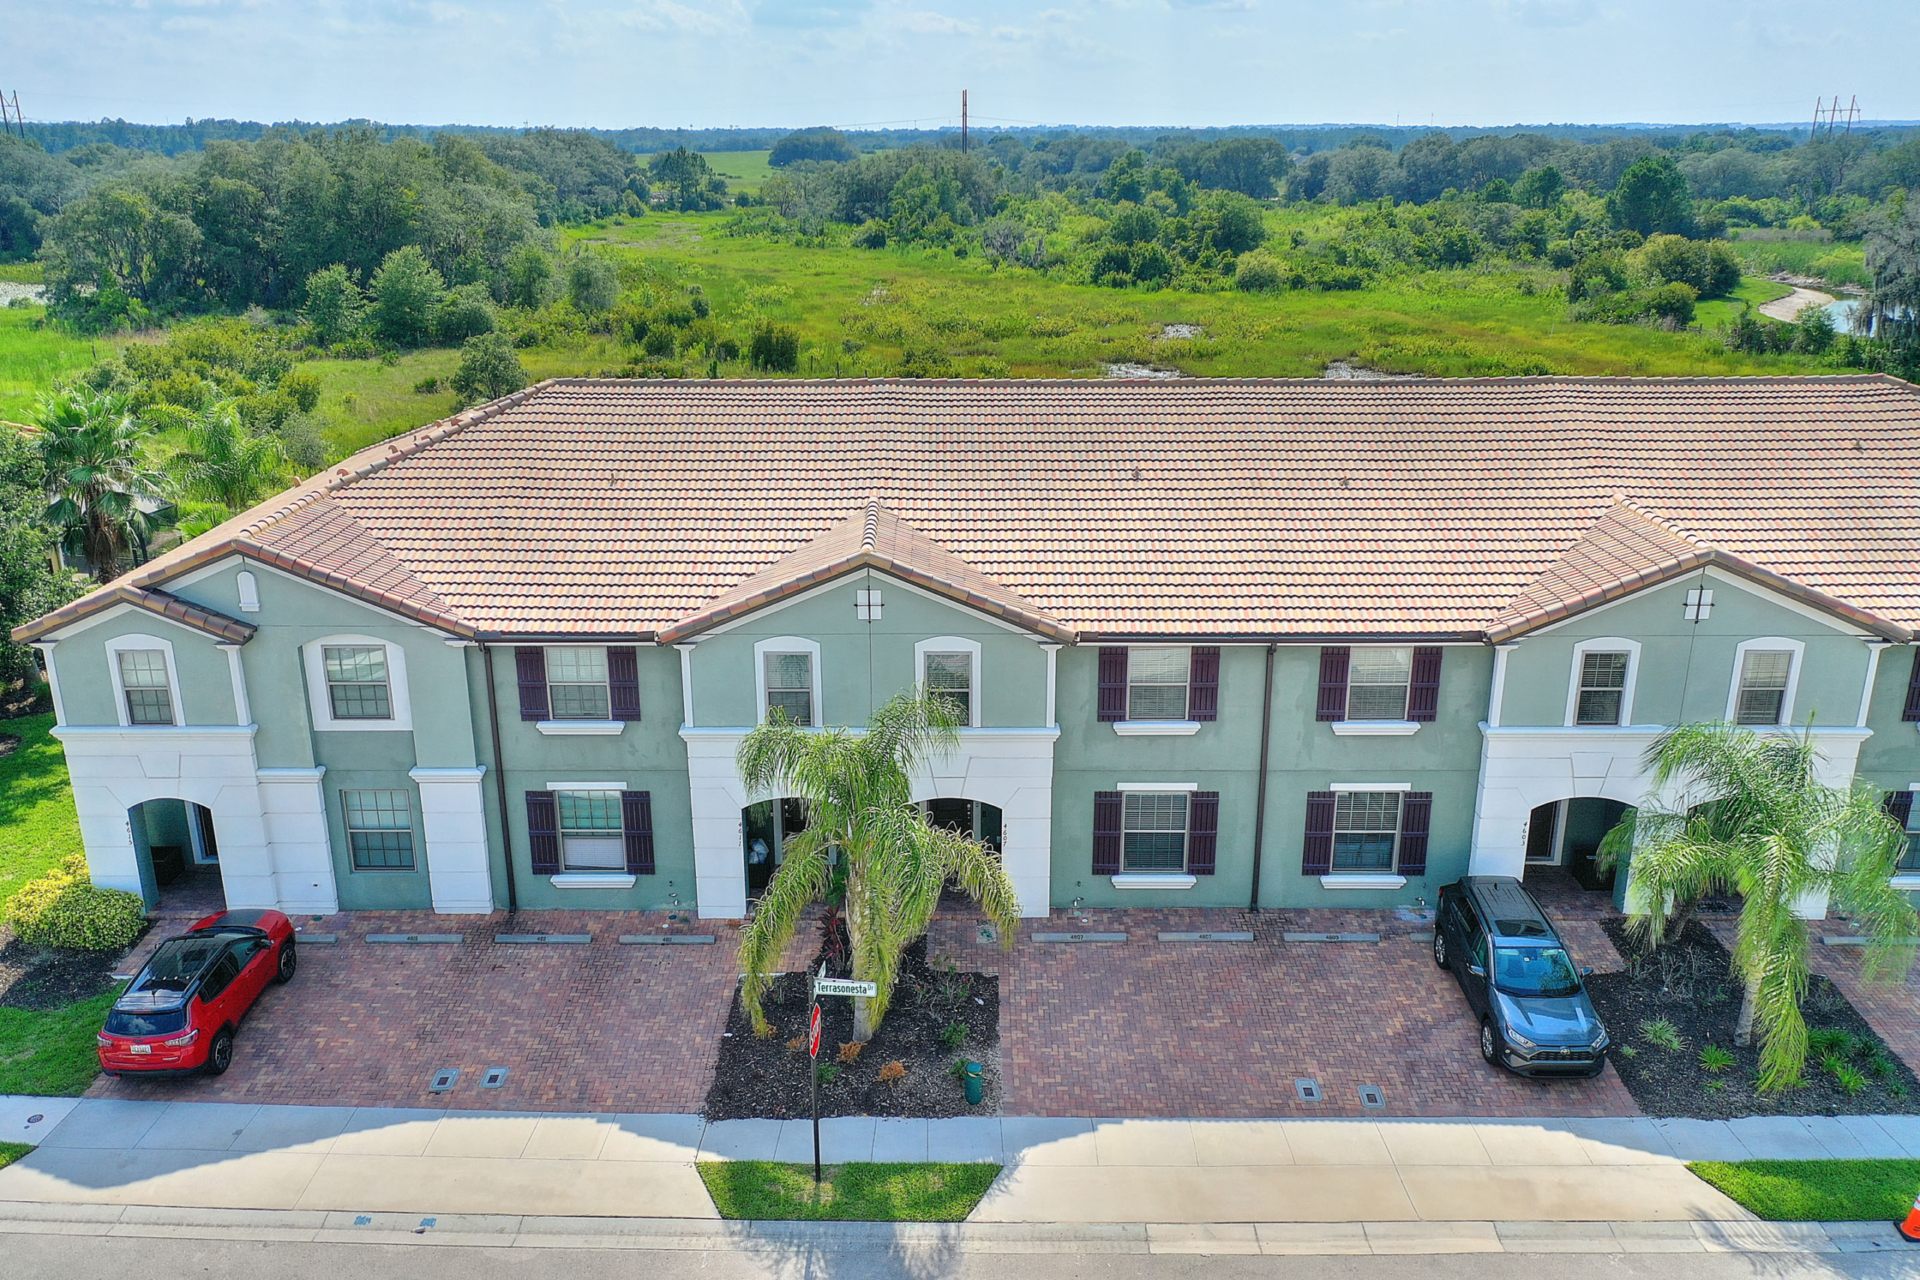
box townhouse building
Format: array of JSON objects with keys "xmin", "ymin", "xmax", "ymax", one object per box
[{"xmin": 16, "ymin": 376, "xmax": 1920, "ymax": 921}]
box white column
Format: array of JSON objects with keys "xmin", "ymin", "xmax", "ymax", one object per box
[
  {"xmin": 31, "ymin": 642, "xmax": 66, "ymax": 726},
  {"xmin": 410, "ymin": 766, "xmax": 494, "ymax": 914},
  {"xmin": 676, "ymin": 643, "xmax": 698, "ymax": 726},
  {"xmin": 680, "ymin": 728, "xmax": 751, "ymax": 919},
  {"xmin": 255, "ymin": 766, "xmax": 338, "ymax": 915},
  {"xmin": 216, "ymin": 643, "xmax": 251, "ymax": 726}
]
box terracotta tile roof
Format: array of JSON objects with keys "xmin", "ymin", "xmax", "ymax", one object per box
[
  {"xmin": 18, "ymin": 376, "xmax": 1920, "ymax": 644},
  {"xmin": 26, "ymin": 585, "xmax": 257, "ymax": 644},
  {"xmin": 660, "ymin": 497, "xmax": 1073, "ymax": 642}
]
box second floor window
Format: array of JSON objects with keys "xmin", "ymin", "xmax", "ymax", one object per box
[
  {"xmin": 1123, "ymin": 792, "xmax": 1188, "ymax": 871},
  {"xmin": 1576, "ymin": 652, "xmax": 1630, "ymax": 726},
  {"xmin": 1735, "ymin": 650, "xmax": 1793, "ymax": 725},
  {"xmin": 323, "ymin": 645, "xmax": 392, "ymax": 720},
  {"xmin": 1128, "ymin": 647, "xmax": 1190, "ymax": 721},
  {"xmin": 765, "ymin": 652, "xmax": 814, "ymax": 725},
  {"xmin": 1346, "ymin": 647, "xmax": 1412, "ymax": 720},
  {"xmin": 343, "ymin": 789, "xmax": 414, "ymax": 870},
  {"xmin": 118, "ymin": 649, "xmax": 175, "ymax": 725},
  {"xmin": 546, "ymin": 648, "xmax": 610, "ymax": 720},
  {"xmin": 924, "ymin": 651, "xmax": 971, "ymax": 722}
]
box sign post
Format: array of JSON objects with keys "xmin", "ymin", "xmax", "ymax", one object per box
[{"xmin": 806, "ymin": 965, "xmax": 878, "ymax": 1184}]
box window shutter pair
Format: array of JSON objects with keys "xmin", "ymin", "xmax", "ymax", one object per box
[
  {"xmin": 523, "ymin": 790, "xmax": 654, "ymax": 876},
  {"xmin": 1904, "ymin": 650, "xmax": 1920, "ymax": 722},
  {"xmin": 1096, "ymin": 646, "xmax": 1219, "ymax": 722},
  {"xmin": 1885, "ymin": 790, "xmax": 1915, "ymax": 828},
  {"xmin": 1299, "ymin": 789, "xmax": 1432, "ymax": 876},
  {"xmin": 1090, "ymin": 789, "xmax": 1217, "ymax": 875},
  {"xmin": 1315, "ymin": 646, "xmax": 1443, "ymax": 722},
  {"xmin": 516, "ymin": 646, "xmax": 641, "ymax": 721}
]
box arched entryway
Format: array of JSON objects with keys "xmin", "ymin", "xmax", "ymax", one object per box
[
  {"xmin": 920, "ymin": 798, "xmax": 1003, "ymax": 853},
  {"xmin": 1523, "ymin": 798, "xmax": 1629, "ymax": 897},
  {"xmin": 127, "ymin": 798, "xmax": 227, "ymax": 915}
]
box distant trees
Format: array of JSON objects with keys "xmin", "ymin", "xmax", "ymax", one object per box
[
  {"xmin": 369, "ymin": 246, "xmax": 446, "ymax": 347},
  {"xmin": 1859, "ymin": 198, "xmax": 1919, "ymax": 369},
  {"xmin": 567, "ymin": 253, "xmax": 620, "ymax": 313},
  {"xmin": 1636, "ymin": 234, "xmax": 1741, "ymax": 298},
  {"xmin": 1607, "ymin": 156, "xmax": 1693, "ymax": 236},
  {"xmin": 32, "ymin": 387, "xmax": 162, "ymax": 583},
  {"xmin": 301, "ymin": 265, "xmax": 365, "ymax": 347},
  {"xmin": 169, "ymin": 399, "xmax": 286, "ymax": 511},
  {"xmin": 748, "ymin": 320, "xmax": 800, "ymax": 372},
  {"xmin": 1513, "ymin": 165, "xmax": 1565, "ymax": 209},
  {"xmin": 649, "ymin": 147, "xmax": 729, "ymax": 211},
  {"xmin": 450, "ymin": 333, "xmax": 529, "ymax": 405},
  {"xmin": 770, "ymin": 127, "xmax": 857, "ymax": 167}
]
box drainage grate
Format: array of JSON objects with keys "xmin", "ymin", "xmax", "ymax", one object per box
[
  {"xmin": 494, "ymin": 933, "xmax": 592, "ymax": 945},
  {"xmin": 480, "ymin": 1066, "xmax": 509, "ymax": 1089},
  {"xmin": 619, "ymin": 934, "xmax": 717, "ymax": 945},
  {"xmin": 1282, "ymin": 932, "xmax": 1380, "ymax": 944},
  {"xmin": 1157, "ymin": 931, "xmax": 1254, "ymax": 943},
  {"xmin": 1294, "ymin": 1078, "xmax": 1322, "ymax": 1103},
  {"xmin": 1358, "ymin": 1085, "xmax": 1386, "ymax": 1109},
  {"xmin": 428, "ymin": 1068, "xmax": 460, "ymax": 1092},
  {"xmin": 1031, "ymin": 932, "xmax": 1127, "ymax": 943}
]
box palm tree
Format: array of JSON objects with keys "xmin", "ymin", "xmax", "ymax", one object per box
[
  {"xmin": 1600, "ymin": 722, "xmax": 1917, "ymax": 1092},
  {"xmin": 736, "ymin": 691, "xmax": 1020, "ymax": 1042},
  {"xmin": 169, "ymin": 399, "xmax": 285, "ymax": 512},
  {"xmin": 32, "ymin": 386, "xmax": 162, "ymax": 583}
]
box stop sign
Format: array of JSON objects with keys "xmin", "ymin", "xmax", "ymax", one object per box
[{"xmin": 808, "ymin": 1004, "xmax": 821, "ymax": 1058}]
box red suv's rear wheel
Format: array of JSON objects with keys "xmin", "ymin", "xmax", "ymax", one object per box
[{"xmin": 205, "ymin": 1027, "xmax": 235, "ymax": 1075}]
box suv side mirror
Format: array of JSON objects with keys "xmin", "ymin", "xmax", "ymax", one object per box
[
  {"xmin": 1466, "ymin": 964, "xmax": 1485, "ymax": 978},
  {"xmin": 1580, "ymin": 966, "xmax": 1594, "ymax": 977}
]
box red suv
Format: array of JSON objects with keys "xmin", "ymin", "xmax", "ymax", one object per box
[{"xmin": 97, "ymin": 909, "xmax": 297, "ymax": 1077}]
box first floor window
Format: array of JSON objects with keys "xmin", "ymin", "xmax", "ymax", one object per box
[
  {"xmin": 546, "ymin": 647, "xmax": 610, "ymax": 720},
  {"xmin": 1895, "ymin": 793, "xmax": 1920, "ymax": 873},
  {"xmin": 557, "ymin": 790, "xmax": 625, "ymax": 870},
  {"xmin": 1122, "ymin": 792, "xmax": 1188, "ymax": 871},
  {"xmin": 118, "ymin": 649, "xmax": 175, "ymax": 725},
  {"xmin": 1735, "ymin": 650, "xmax": 1793, "ymax": 725},
  {"xmin": 1347, "ymin": 647, "xmax": 1412, "ymax": 721},
  {"xmin": 1333, "ymin": 791, "xmax": 1402, "ymax": 871},
  {"xmin": 1127, "ymin": 647, "xmax": 1190, "ymax": 721},
  {"xmin": 764, "ymin": 652, "xmax": 814, "ymax": 725},
  {"xmin": 1576, "ymin": 651, "xmax": 1630, "ymax": 726},
  {"xmin": 923, "ymin": 651, "xmax": 972, "ymax": 723},
  {"xmin": 323, "ymin": 645, "xmax": 392, "ymax": 720},
  {"xmin": 343, "ymin": 790, "xmax": 414, "ymax": 870}
]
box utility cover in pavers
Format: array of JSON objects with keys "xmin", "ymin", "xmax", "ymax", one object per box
[
  {"xmin": 620, "ymin": 935, "xmax": 717, "ymax": 944},
  {"xmin": 429, "ymin": 1068, "xmax": 460, "ymax": 1092},
  {"xmin": 367, "ymin": 934, "xmax": 462, "ymax": 944},
  {"xmin": 1158, "ymin": 931, "xmax": 1255, "ymax": 942},
  {"xmin": 1282, "ymin": 932, "xmax": 1380, "ymax": 943},
  {"xmin": 1294, "ymin": 1079, "xmax": 1322, "ymax": 1102},
  {"xmin": 495, "ymin": 934, "xmax": 592, "ymax": 944},
  {"xmin": 1032, "ymin": 932, "xmax": 1127, "ymax": 943}
]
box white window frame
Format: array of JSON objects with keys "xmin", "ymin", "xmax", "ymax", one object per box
[
  {"xmin": 1124, "ymin": 645, "xmax": 1193, "ymax": 723},
  {"xmin": 754, "ymin": 636, "xmax": 822, "ymax": 727},
  {"xmin": 1564, "ymin": 638, "xmax": 1641, "ymax": 728},
  {"xmin": 914, "ymin": 636, "xmax": 981, "ymax": 728},
  {"xmin": 1726, "ymin": 637, "xmax": 1805, "ymax": 727},
  {"xmin": 302, "ymin": 635, "xmax": 413, "ymax": 731},
  {"xmin": 105, "ymin": 633, "xmax": 183, "ymax": 728},
  {"xmin": 1330, "ymin": 789, "xmax": 1406, "ymax": 874},
  {"xmin": 1119, "ymin": 789, "xmax": 1192, "ymax": 874},
  {"xmin": 341, "ymin": 788, "xmax": 417, "ymax": 872},
  {"xmin": 543, "ymin": 644, "xmax": 614, "ymax": 722}
]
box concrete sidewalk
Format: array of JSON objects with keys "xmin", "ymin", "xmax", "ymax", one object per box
[{"xmin": 4, "ymin": 1096, "xmax": 1919, "ymax": 1224}]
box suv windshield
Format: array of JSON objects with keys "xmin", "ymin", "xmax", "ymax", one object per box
[{"xmin": 1494, "ymin": 946, "xmax": 1581, "ymax": 998}]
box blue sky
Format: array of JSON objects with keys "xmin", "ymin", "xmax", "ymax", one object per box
[{"xmin": 4, "ymin": 0, "xmax": 1916, "ymax": 130}]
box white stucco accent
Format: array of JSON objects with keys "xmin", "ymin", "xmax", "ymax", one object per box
[
  {"xmin": 216, "ymin": 643, "xmax": 251, "ymax": 727},
  {"xmin": 409, "ymin": 766, "xmax": 493, "ymax": 914},
  {"xmin": 1113, "ymin": 720, "xmax": 1202, "ymax": 736},
  {"xmin": 753, "ymin": 636, "xmax": 822, "ymax": 726},
  {"xmin": 913, "ymin": 636, "xmax": 981, "ymax": 727},
  {"xmin": 30, "ymin": 642, "xmax": 65, "ymax": 725},
  {"xmin": 1329, "ymin": 721, "xmax": 1420, "ymax": 736},
  {"xmin": 104, "ymin": 633, "xmax": 183, "ymax": 727},
  {"xmin": 679, "ymin": 725, "xmax": 1060, "ymax": 919},
  {"xmin": 51, "ymin": 724, "xmax": 340, "ymax": 916},
  {"xmin": 1565, "ymin": 638, "xmax": 1642, "ymax": 727},
  {"xmin": 1726, "ymin": 637, "xmax": 1806, "ymax": 726},
  {"xmin": 302, "ymin": 634, "xmax": 414, "ymax": 732}
]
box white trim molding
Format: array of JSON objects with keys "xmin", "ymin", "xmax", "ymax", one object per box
[
  {"xmin": 1859, "ymin": 640, "xmax": 1891, "ymax": 729},
  {"xmin": 1726, "ymin": 637, "xmax": 1806, "ymax": 726},
  {"xmin": 104, "ymin": 632, "xmax": 184, "ymax": 727},
  {"xmin": 535, "ymin": 720, "xmax": 625, "ymax": 736},
  {"xmin": 1116, "ymin": 781, "xmax": 1200, "ymax": 792},
  {"xmin": 1330, "ymin": 721, "xmax": 1420, "ymax": 737},
  {"xmin": 409, "ymin": 766, "xmax": 492, "ymax": 914},
  {"xmin": 675, "ymin": 643, "xmax": 697, "ymax": 727},
  {"xmin": 1321, "ymin": 873, "xmax": 1408, "ymax": 890},
  {"xmin": 302, "ymin": 634, "xmax": 413, "ymax": 732},
  {"xmin": 215, "ymin": 643, "xmax": 251, "ymax": 727},
  {"xmin": 1040, "ymin": 643, "xmax": 1061, "ymax": 730},
  {"xmin": 544, "ymin": 780, "xmax": 629, "ymax": 791},
  {"xmin": 914, "ymin": 636, "xmax": 982, "ymax": 728},
  {"xmin": 551, "ymin": 872, "xmax": 637, "ymax": 890},
  {"xmin": 1565, "ymin": 637, "xmax": 1642, "ymax": 728},
  {"xmin": 753, "ymin": 636, "xmax": 823, "ymax": 726},
  {"xmin": 1331, "ymin": 782, "xmax": 1413, "ymax": 793},
  {"xmin": 31, "ymin": 641, "xmax": 66, "ymax": 725},
  {"xmin": 1112, "ymin": 873, "xmax": 1196, "ymax": 890},
  {"xmin": 1487, "ymin": 641, "xmax": 1520, "ymax": 729},
  {"xmin": 1113, "ymin": 720, "xmax": 1202, "ymax": 736}
]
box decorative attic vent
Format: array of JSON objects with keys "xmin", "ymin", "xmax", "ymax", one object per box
[
  {"xmin": 855, "ymin": 588, "xmax": 883, "ymax": 621},
  {"xmin": 1684, "ymin": 587, "xmax": 1714, "ymax": 621}
]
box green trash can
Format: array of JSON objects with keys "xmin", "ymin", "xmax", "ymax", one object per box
[{"xmin": 964, "ymin": 1061, "xmax": 984, "ymax": 1106}]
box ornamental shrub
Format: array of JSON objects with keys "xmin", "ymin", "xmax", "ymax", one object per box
[{"xmin": 3, "ymin": 854, "xmax": 146, "ymax": 951}]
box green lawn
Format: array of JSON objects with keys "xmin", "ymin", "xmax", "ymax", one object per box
[
  {"xmin": 0, "ymin": 1142, "xmax": 33, "ymax": 1169},
  {"xmin": 0, "ymin": 990, "xmax": 116, "ymax": 1096},
  {"xmin": 1694, "ymin": 276, "xmax": 1795, "ymax": 330},
  {"xmin": 0, "ymin": 262, "xmax": 44, "ymax": 284},
  {"xmin": 0, "ymin": 714, "xmax": 83, "ymax": 910},
  {"xmin": 698, "ymin": 1161, "xmax": 1001, "ymax": 1221},
  {"xmin": 1689, "ymin": 1160, "xmax": 1920, "ymax": 1221},
  {"xmin": 0, "ymin": 307, "xmax": 127, "ymax": 426},
  {"xmin": 702, "ymin": 150, "xmax": 775, "ymax": 196}
]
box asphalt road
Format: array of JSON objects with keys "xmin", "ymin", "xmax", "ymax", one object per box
[{"xmin": 5, "ymin": 1234, "xmax": 1918, "ymax": 1280}]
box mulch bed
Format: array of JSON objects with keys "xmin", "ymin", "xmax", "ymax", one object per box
[
  {"xmin": 1585, "ymin": 917, "xmax": 1920, "ymax": 1119},
  {"xmin": 0, "ymin": 923, "xmax": 145, "ymax": 1011},
  {"xmin": 704, "ymin": 927, "xmax": 1000, "ymax": 1121}
]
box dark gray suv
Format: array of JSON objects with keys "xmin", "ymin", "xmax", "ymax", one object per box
[{"xmin": 1435, "ymin": 876, "xmax": 1609, "ymax": 1078}]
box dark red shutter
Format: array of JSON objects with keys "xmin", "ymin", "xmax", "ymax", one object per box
[
  {"xmin": 1904, "ymin": 650, "xmax": 1920, "ymax": 722},
  {"xmin": 1187, "ymin": 791, "xmax": 1219, "ymax": 875},
  {"xmin": 1098, "ymin": 648, "xmax": 1129, "ymax": 722},
  {"xmin": 1302, "ymin": 790, "xmax": 1335, "ymax": 875},
  {"xmin": 526, "ymin": 790, "xmax": 559, "ymax": 874},
  {"xmin": 1398, "ymin": 791, "xmax": 1432, "ymax": 877},
  {"xmin": 1187, "ymin": 647, "xmax": 1219, "ymax": 721},
  {"xmin": 1316, "ymin": 648, "xmax": 1350, "ymax": 722},
  {"xmin": 1408, "ymin": 647, "xmax": 1443, "ymax": 722},
  {"xmin": 608, "ymin": 646, "xmax": 641, "ymax": 722},
  {"xmin": 622, "ymin": 790, "xmax": 655, "ymax": 875},
  {"xmin": 1093, "ymin": 790, "xmax": 1122, "ymax": 874},
  {"xmin": 1885, "ymin": 789, "xmax": 1914, "ymax": 827},
  {"xmin": 515, "ymin": 647, "xmax": 549, "ymax": 721}
]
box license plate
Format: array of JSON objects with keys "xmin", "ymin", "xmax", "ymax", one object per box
[{"xmin": 129, "ymin": 1043, "xmax": 152, "ymax": 1055}]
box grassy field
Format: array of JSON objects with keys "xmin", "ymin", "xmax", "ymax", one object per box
[
  {"xmin": 0, "ymin": 714, "xmax": 84, "ymax": 910},
  {"xmin": 1695, "ymin": 276, "xmax": 1796, "ymax": 329},
  {"xmin": 0, "ymin": 262, "xmax": 44, "ymax": 284},
  {"xmin": 0, "ymin": 991, "xmax": 117, "ymax": 1096},
  {"xmin": 701, "ymin": 150, "xmax": 775, "ymax": 195},
  {"xmin": 0, "ymin": 307, "xmax": 126, "ymax": 425},
  {"xmin": 1689, "ymin": 1160, "xmax": 1920, "ymax": 1222},
  {"xmin": 1726, "ymin": 233, "xmax": 1869, "ymax": 288},
  {"xmin": 698, "ymin": 1161, "xmax": 1002, "ymax": 1221}
]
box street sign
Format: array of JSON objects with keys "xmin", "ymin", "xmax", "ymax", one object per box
[
  {"xmin": 808, "ymin": 1004, "xmax": 821, "ymax": 1058},
  {"xmin": 813, "ymin": 977, "xmax": 879, "ymax": 998}
]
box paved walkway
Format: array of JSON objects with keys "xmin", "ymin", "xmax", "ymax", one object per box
[{"xmin": 9, "ymin": 1096, "xmax": 1920, "ymax": 1225}]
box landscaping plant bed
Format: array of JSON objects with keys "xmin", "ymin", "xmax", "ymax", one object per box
[
  {"xmin": 0, "ymin": 924, "xmax": 142, "ymax": 1011},
  {"xmin": 704, "ymin": 933, "xmax": 1000, "ymax": 1120},
  {"xmin": 1585, "ymin": 918, "xmax": 1920, "ymax": 1119}
]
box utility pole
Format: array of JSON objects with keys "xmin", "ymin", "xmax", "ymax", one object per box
[{"xmin": 961, "ymin": 90, "xmax": 968, "ymax": 153}]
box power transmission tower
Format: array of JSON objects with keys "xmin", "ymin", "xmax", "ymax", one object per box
[
  {"xmin": 961, "ymin": 90, "xmax": 968, "ymax": 153},
  {"xmin": 0, "ymin": 90, "xmax": 16, "ymax": 139}
]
